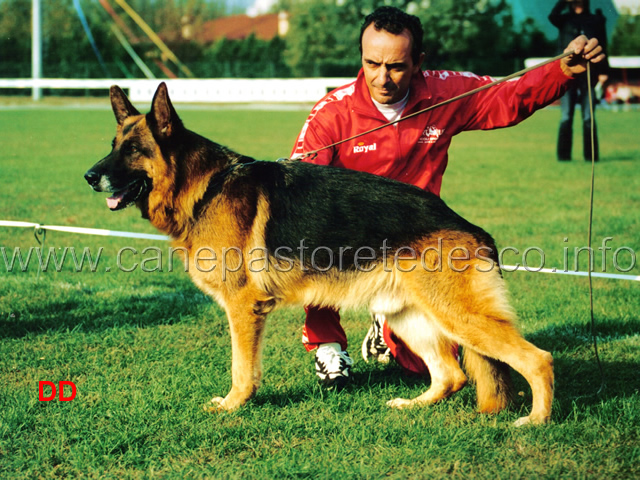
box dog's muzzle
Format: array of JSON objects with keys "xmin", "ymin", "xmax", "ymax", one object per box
[
  {"xmin": 84, "ymin": 168, "xmax": 150, "ymax": 211},
  {"xmin": 84, "ymin": 169, "xmax": 103, "ymax": 191}
]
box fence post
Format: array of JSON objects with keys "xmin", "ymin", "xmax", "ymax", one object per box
[{"xmin": 32, "ymin": 0, "xmax": 42, "ymax": 101}]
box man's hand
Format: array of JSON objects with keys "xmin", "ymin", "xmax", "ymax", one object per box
[{"xmin": 561, "ymin": 35, "xmax": 606, "ymax": 77}]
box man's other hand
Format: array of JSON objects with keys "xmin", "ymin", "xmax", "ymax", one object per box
[{"xmin": 561, "ymin": 35, "xmax": 606, "ymax": 77}]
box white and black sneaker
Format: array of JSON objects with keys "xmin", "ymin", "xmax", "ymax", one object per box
[
  {"xmin": 362, "ymin": 313, "xmax": 392, "ymax": 364},
  {"xmin": 315, "ymin": 342, "xmax": 354, "ymax": 389}
]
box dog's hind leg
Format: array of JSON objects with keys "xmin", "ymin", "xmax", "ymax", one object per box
[
  {"xmin": 462, "ymin": 349, "xmax": 513, "ymax": 414},
  {"xmin": 205, "ymin": 290, "xmax": 270, "ymax": 412},
  {"xmin": 385, "ymin": 308, "xmax": 468, "ymax": 409},
  {"xmin": 404, "ymin": 267, "xmax": 554, "ymax": 426},
  {"xmin": 453, "ymin": 317, "xmax": 553, "ymax": 426}
]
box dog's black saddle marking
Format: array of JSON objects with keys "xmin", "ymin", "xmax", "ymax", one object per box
[{"xmin": 192, "ymin": 157, "xmax": 257, "ymax": 220}]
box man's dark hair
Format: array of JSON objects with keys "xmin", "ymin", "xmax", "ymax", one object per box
[{"xmin": 359, "ymin": 6, "xmax": 424, "ymax": 64}]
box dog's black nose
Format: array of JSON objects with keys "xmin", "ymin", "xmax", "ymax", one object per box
[{"xmin": 84, "ymin": 170, "xmax": 101, "ymax": 188}]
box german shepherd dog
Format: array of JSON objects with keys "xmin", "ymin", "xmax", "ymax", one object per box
[{"xmin": 85, "ymin": 83, "xmax": 554, "ymax": 426}]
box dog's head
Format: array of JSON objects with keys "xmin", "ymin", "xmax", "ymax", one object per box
[{"xmin": 84, "ymin": 82, "xmax": 181, "ymax": 212}]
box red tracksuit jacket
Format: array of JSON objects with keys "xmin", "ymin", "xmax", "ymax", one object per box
[
  {"xmin": 292, "ymin": 60, "xmax": 573, "ymax": 195},
  {"xmin": 291, "ymin": 60, "xmax": 574, "ymax": 371}
]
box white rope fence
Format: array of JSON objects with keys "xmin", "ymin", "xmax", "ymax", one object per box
[
  {"xmin": 0, "ymin": 220, "xmax": 169, "ymax": 241},
  {"xmin": 1, "ymin": 220, "xmax": 638, "ymax": 281},
  {"xmin": 500, "ymin": 266, "xmax": 639, "ymax": 281}
]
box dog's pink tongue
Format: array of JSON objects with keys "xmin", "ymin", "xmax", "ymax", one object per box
[{"xmin": 106, "ymin": 193, "xmax": 124, "ymax": 210}]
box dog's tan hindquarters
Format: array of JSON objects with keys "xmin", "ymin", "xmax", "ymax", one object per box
[{"xmin": 391, "ymin": 236, "xmax": 553, "ymax": 425}]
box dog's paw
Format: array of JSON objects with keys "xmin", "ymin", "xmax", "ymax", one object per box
[
  {"xmin": 513, "ymin": 414, "xmax": 550, "ymax": 427},
  {"xmin": 387, "ymin": 398, "xmax": 414, "ymax": 409},
  {"xmin": 203, "ymin": 396, "xmax": 228, "ymax": 413},
  {"xmin": 513, "ymin": 416, "xmax": 530, "ymax": 427}
]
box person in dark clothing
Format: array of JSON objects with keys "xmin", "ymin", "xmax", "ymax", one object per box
[{"xmin": 549, "ymin": 0, "xmax": 608, "ymax": 161}]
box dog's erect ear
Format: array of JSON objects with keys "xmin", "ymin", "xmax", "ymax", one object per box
[
  {"xmin": 149, "ymin": 82, "xmax": 181, "ymax": 139},
  {"xmin": 110, "ymin": 85, "xmax": 140, "ymax": 125}
]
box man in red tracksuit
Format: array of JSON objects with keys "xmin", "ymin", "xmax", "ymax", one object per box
[{"xmin": 290, "ymin": 6, "xmax": 605, "ymax": 388}]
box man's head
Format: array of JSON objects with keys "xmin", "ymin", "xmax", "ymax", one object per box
[
  {"xmin": 568, "ymin": 0, "xmax": 589, "ymax": 14},
  {"xmin": 359, "ymin": 6, "xmax": 425, "ymax": 105}
]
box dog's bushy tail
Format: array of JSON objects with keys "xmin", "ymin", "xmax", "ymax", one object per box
[{"xmin": 463, "ymin": 349, "xmax": 513, "ymax": 413}]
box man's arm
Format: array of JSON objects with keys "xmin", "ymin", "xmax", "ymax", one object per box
[
  {"xmin": 548, "ymin": 0, "xmax": 569, "ymax": 29},
  {"xmin": 290, "ymin": 92, "xmax": 350, "ymax": 166},
  {"xmin": 459, "ymin": 35, "xmax": 604, "ymax": 131},
  {"xmin": 290, "ymin": 115, "xmax": 337, "ymax": 165}
]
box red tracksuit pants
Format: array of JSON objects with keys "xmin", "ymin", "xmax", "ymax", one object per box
[{"xmin": 302, "ymin": 306, "xmax": 430, "ymax": 374}]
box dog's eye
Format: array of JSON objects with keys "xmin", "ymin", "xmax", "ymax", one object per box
[{"xmin": 123, "ymin": 144, "xmax": 139, "ymax": 155}]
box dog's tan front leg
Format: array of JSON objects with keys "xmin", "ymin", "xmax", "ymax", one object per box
[{"xmin": 205, "ymin": 301, "xmax": 267, "ymax": 413}]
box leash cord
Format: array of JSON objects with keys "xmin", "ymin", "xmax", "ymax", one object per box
[
  {"xmin": 297, "ymin": 50, "xmax": 575, "ymax": 160},
  {"xmin": 586, "ymin": 62, "xmax": 606, "ymax": 395}
]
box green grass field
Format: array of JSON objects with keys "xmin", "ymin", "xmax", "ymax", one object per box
[{"xmin": 0, "ymin": 100, "xmax": 638, "ymax": 479}]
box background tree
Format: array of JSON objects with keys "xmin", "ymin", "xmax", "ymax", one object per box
[
  {"xmin": 609, "ymin": 14, "xmax": 640, "ymax": 55},
  {"xmin": 283, "ymin": 0, "xmax": 554, "ymax": 77},
  {"xmin": 283, "ymin": 0, "xmax": 414, "ymax": 77},
  {"xmin": 419, "ymin": 0, "xmax": 554, "ymax": 75},
  {"xmin": 0, "ymin": 0, "xmax": 31, "ymax": 77},
  {"xmin": 41, "ymin": 0, "xmax": 115, "ymax": 78},
  {"xmin": 0, "ymin": 0, "xmax": 223, "ymax": 80},
  {"xmin": 198, "ymin": 34, "xmax": 290, "ymax": 78},
  {"xmin": 0, "ymin": 0, "xmax": 619, "ymax": 83}
]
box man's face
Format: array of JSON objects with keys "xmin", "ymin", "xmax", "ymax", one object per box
[
  {"xmin": 570, "ymin": 0, "xmax": 585, "ymax": 14},
  {"xmin": 361, "ymin": 24, "xmax": 424, "ymax": 105}
]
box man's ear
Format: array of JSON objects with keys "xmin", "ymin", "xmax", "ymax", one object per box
[
  {"xmin": 149, "ymin": 82, "xmax": 181, "ymax": 139},
  {"xmin": 110, "ymin": 85, "xmax": 140, "ymax": 125}
]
